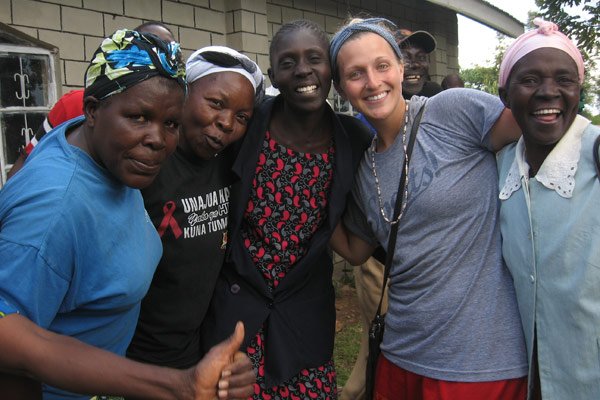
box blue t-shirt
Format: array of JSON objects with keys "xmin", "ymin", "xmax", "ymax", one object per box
[
  {"xmin": 345, "ymin": 89, "xmax": 527, "ymax": 381},
  {"xmin": 0, "ymin": 116, "xmax": 162, "ymax": 400}
]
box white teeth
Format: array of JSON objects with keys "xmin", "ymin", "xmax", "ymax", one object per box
[
  {"xmin": 297, "ymin": 85, "xmax": 317, "ymax": 93},
  {"xmin": 367, "ymin": 92, "xmax": 387, "ymax": 101},
  {"xmin": 406, "ymin": 75, "xmax": 420, "ymax": 80},
  {"xmin": 533, "ymin": 109, "xmax": 561, "ymax": 115}
]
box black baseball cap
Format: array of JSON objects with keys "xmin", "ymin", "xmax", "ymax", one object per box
[{"xmin": 396, "ymin": 29, "xmax": 437, "ymax": 54}]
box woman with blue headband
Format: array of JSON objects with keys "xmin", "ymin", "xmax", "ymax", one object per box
[
  {"xmin": 0, "ymin": 30, "xmax": 253, "ymax": 400},
  {"xmin": 497, "ymin": 19, "xmax": 600, "ymax": 399},
  {"xmin": 329, "ymin": 18, "xmax": 527, "ymax": 399}
]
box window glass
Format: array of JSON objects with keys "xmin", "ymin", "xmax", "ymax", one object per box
[
  {"xmin": 0, "ymin": 47, "xmax": 55, "ymax": 186},
  {"xmin": 0, "ymin": 54, "xmax": 50, "ymax": 108},
  {"xmin": 1, "ymin": 111, "xmax": 46, "ymax": 164}
]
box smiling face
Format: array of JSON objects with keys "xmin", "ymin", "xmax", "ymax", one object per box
[
  {"xmin": 335, "ymin": 32, "xmax": 405, "ymax": 127},
  {"xmin": 268, "ymin": 27, "xmax": 331, "ymax": 113},
  {"xmin": 401, "ymin": 44, "xmax": 429, "ymax": 96},
  {"xmin": 500, "ymin": 47, "xmax": 580, "ymax": 151},
  {"xmin": 85, "ymin": 76, "xmax": 184, "ymax": 188},
  {"xmin": 179, "ymin": 71, "xmax": 254, "ymax": 160}
]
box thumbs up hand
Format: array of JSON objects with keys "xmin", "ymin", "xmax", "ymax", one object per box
[{"xmin": 190, "ymin": 322, "xmax": 255, "ymax": 400}]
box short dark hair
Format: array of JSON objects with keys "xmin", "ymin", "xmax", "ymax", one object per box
[
  {"xmin": 269, "ymin": 19, "xmax": 329, "ymax": 66},
  {"xmin": 441, "ymin": 73, "xmax": 464, "ymax": 90},
  {"xmin": 135, "ymin": 21, "xmax": 174, "ymax": 37}
]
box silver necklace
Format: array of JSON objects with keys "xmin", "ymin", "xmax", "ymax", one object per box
[{"xmin": 370, "ymin": 101, "xmax": 410, "ymax": 225}]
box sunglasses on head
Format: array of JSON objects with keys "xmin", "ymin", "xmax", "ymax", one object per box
[{"xmin": 199, "ymin": 50, "xmax": 257, "ymax": 75}]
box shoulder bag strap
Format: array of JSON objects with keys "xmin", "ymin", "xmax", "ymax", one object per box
[
  {"xmin": 374, "ymin": 104, "xmax": 425, "ymax": 317},
  {"xmin": 594, "ymin": 134, "xmax": 600, "ymax": 183}
]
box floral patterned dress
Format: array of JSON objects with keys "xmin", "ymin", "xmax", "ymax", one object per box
[{"xmin": 241, "ymin": 131, "xmax": 337, "ymax": 399}]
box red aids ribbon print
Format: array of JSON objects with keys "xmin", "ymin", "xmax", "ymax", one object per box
[{"xmin": 157, "ymin": 201, "xmax": 182, "ymax": 238}]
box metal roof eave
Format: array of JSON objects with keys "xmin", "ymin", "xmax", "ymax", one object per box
[{"xmin": 425, "ymin": 0, "xmax": 525, "ymax": 37}]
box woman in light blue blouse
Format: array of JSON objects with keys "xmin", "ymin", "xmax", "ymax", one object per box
[{"xmin": 497, "ymin": 18, "xmax": 600, "ymax": 400}]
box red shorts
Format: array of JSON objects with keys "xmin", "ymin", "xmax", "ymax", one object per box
[{"xmin": 373, "ymin": 353, "xmax": 527, "ymax": 400}]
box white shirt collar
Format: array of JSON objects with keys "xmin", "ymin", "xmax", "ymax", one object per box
[{"xmin": 500, "ymin": 114, "xmax": 591, "ymax": 200}]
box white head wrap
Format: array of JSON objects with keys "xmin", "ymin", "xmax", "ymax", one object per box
[{"xmin": 186, "ymin": 46, "xmax": 264, "ymax": 101}]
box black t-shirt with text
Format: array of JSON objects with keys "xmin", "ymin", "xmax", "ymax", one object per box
[{"xmin": 127, "ymin": 147, "xmax": 235, "ymax": 368}]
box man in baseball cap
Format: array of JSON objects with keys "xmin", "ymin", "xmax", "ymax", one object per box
[{"xmin": 396, "ymin": 29, "xmax": 443, "ymax": 99}]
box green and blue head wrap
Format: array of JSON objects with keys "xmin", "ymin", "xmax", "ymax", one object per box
[{"xmin": 84, "ymin": 29, "xmax": 186, "ymax": 100}]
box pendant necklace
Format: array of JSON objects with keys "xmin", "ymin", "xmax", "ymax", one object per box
[{"xmin": 370, "ymin": 101, "xmax": 410, "ymax": 225}]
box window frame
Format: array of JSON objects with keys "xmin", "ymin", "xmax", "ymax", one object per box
[{"xmin": 0, "ymin": 44, "xmax": 57, "ymax": 186}]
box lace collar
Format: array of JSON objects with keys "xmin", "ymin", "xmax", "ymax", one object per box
[{"xmin": 499, "ymin": 115, "xmax": 591, "ymax": 200}]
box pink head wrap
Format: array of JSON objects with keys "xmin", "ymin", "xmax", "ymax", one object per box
[{"xmin": 498, "ymin": 18, "xmax": 584, "ymax": 88}]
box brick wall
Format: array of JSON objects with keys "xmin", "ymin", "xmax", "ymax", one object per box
[
  {"xmin": 266, "ymin": 0, "xmax": 459, "ymax": 81},
  {"xmin": 1, "ymin": 0, "xmax": 458, "ymax": 96},
  {"xmin": 1, "ymin": 0, "xmax": 268, "ymax": 92}
]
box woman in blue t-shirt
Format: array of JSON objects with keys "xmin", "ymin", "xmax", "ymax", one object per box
[{"xmin": 0, "ymin": 29, "xmax": 252, "ymax": 400}]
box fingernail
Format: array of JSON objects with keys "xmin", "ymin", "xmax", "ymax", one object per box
[{"xmin": 221, "ymin": 370, "xmax": 232, "ymax": 378}]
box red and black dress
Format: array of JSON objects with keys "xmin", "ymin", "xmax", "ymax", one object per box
[{"xmin": 242, "ymin": 131, "xmax": 337, "ymax": 399}]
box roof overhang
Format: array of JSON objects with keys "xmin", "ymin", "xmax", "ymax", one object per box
[{"xmin": 425, "ymin": 0, "xmax": 525, "ymax": 37}]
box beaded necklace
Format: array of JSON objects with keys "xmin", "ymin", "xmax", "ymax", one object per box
[{"xmin": 370, "ymin": 101, "xmax": 409, "ymax": 225}]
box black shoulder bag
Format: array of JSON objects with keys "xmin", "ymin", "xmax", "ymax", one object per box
[{"xmin": 365, "ymin": 104, "xmax": 425, "ymax": 400}]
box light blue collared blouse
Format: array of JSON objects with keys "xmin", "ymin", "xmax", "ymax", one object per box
[{"xmin": 497, "ymin": 116, "xmax": 600, "ymax": 400}]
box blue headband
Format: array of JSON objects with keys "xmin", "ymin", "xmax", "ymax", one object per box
[{"xmin": 330, "ymin": 18, "xmax": 403, "ymax": 82}]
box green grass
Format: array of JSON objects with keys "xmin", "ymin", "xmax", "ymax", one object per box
[{"xmin": 333, "ymin": 321, "xmax": 362, "ymax": 387}]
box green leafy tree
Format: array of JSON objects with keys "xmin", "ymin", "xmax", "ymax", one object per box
[
  {"xmin": 461, "ymin": 66, "xmax": 499, "ymax": 94},
  {"xmin": 463, "ymin": 6, "xmax": 599, "ymax": 117},
  {"xmin": 535, "ymin": 0, "xmax": 599, "ymax": 56},
  {"xmin": 460, "ymin": 33, "xmax": 510, "ymax": 95}
]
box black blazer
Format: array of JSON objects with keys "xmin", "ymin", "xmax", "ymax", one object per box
[{"xmin": 202, "ymin": 96, "xmax": 371, "ymax": 386}]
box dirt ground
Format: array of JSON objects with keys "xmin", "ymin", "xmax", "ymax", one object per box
[
  {"xmin": 335, "ymin": 282, "xmax": 362, "ymax": 331},
  {"xmin": 332, "ymin": 264, "xmax": 363, "ymax": 386},
  {"xmin": 333, "ymin": 262, "xmax": 362, "ymax": 329}
]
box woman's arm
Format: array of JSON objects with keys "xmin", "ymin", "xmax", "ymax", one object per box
[
  {"xmin": 489, "ymin": 108, "xmax": 521, "ymax": 152},
  {"xmin": 0, "ymin": 314, "xmax": 253, "ymax": 400},
  {"xmin": 6, "ymin": 153, "xmax": 26, "ymax": 179},
  {"xmin": 330, "ymin": 221, "xmax": 376, "ymax": 266}
]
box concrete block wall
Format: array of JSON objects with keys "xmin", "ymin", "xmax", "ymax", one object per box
[
  {"xmin": 1, "ymin": 0, "xmax": 458, "ymax": 96},
  {"xmin": 265, "ymin": 0, "xmax": 458, "ymax": 86},
  {"xmin": 1, "ymin": 0, "xmax": 265, "ymax": 94}
]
